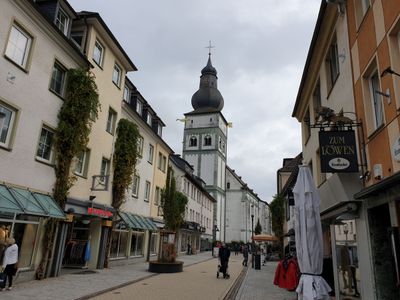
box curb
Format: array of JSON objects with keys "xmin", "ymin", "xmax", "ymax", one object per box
[
  {"xmin": 75, "ymin": 257, "xmax": 214, "ymax": 300},
  {"xmin": 222, "ymin": 266, "xmax": 249, "ymax": 300}
]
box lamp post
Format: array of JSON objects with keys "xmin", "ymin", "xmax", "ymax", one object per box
[
  {"xmin": 251, "ymin": 213, "xmax": 254, "ymax": 268},
  {"xmin": 343, "ymin": 223, "xmax": 349, "ymax": 243}
]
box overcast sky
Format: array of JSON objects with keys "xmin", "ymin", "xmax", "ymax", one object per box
[{"xmin": 69, "ymin": 0, "xmax": 321, "ymax": 202}]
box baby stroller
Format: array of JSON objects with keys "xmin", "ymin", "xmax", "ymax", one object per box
[{"xmin": 216, "ymin": 263, "xmax": 230, "ymax": 279}]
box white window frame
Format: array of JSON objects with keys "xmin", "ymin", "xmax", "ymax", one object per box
[
  {"xmin": 146, "ymin": 113, "xmax": 152, "ymax": 126},
  {"xmin": 132, "ymin": 175, "xmax": 140, "ymax": 198},
  {"xmin": 157, "ymin": 124, "xmax": 162, "ymax": 136},
  {"xmin": 123, "ymin": 85, "xmax": 130, "ymax": 102},
  {"xmin": 55, "ymin": 6, "xmax": 70, "ymax": 36},
  {"xmin": 100, "ymin": 158, "xmax": 110, "ymax": 185},
  {"xmin": 106, "ymin": 108, "xmax": 117, "ymax": 134},
  {"xmin": 144, "ymin": 181, "xmax": 151, "ymax": 202},
  {"xmin": 50, "ymin": 61, "xmax": 67, "ymax": 97},
  {"xmin": 112, "ymin": 63, "xmax": 121, "ymax": 86},
  {"xmin": 369, "ymin": 71, "xmax": 384, "ymax": 129},
  {"xmin": 0, "ymin": 103, "xmax": 17, "ymax": 149},
  {"xmin": 5, "ymin": 23, "xmax": 32, "ymax": 69},
  {"xmin": 136, "ymin": 100, "xmax": 143, "ymax": 115},
  {"xmin": 137, "ymin": 136, "xmax": 144, "ymax": 157},
  {"xmin": 74, "ymin": 149, "xmax": 89, "ymax": 177},
  {"xmin": 148, "ymin": 144, "xmax": 154, "ymax": 164},
  {"xmin": 93, "ymin": 40, "xmax": 104, "ymax": 66},
  {"xmin": 36, "ymin": 126, "xmax": 55, "ymax": 163}
]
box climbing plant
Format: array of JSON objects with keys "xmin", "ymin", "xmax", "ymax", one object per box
[
  {"xmin": 270, "ymin": 193, "xmax": 285, "ymax": 257},
  {"xmin": 36, "ymin": 68, "xmax": 99, "ymax": 279},
  {"xmin": 111, "ymin": 119, "xmax": 140, "ymax": 209}
]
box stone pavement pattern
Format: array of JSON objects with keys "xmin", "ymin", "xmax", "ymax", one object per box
[
  {"xmin": 91, "ymin": 256, "xmax": 243, "ymax": 300},
  {"xmin": 235, "ymin": 261, "xmax": 296, "ymax": 300}
]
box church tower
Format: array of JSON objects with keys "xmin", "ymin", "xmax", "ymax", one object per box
[{"xmin": 182, "ymin": 54, "xmax": 228, "ymax": 242}]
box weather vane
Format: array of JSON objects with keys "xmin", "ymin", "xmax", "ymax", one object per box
[{"xmin": 205, "ymin": 40, "xmax": 215, "ymax": 56}]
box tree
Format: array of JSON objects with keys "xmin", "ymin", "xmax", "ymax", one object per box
[
  {"xmin": 270, "ymin": 194, "xmax": 285, "ymax": 257},
  {"xmin": 159, "ymin": 166, "xmax": 188, "ymax": 262},
  {"xmin": 254, "ymin": 218, "xmax": 262, "ymax": 235}
]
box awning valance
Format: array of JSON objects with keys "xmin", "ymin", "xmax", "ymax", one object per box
[
  {"xmin": 0, "ymin": 184, "xmax": 65, "ymax": 219},
  {"xmin": 118, "ymin": 211, "xmax": 157, "ymax": 231}
]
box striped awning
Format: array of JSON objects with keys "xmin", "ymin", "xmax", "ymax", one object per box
[
  {"xmin": 0, "ymin": 184, "xmax": 65, "ymax": 219},
  {"xmin": 118, "ymin": 211, "xmax": 158, "ymax": 230}
]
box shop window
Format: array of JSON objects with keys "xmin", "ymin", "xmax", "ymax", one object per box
[
  {"xmin": 36, "ymin": 126, "xmax": 55, "ymax": 163},
  {"xmin": 110, "ymin": 230, "xmax": 128, "ymax": 259},
  {"xmin": 93, "ymin": 40, "xmax": 104, "ymax": 67},
  {"xmin": 5, "ymin": 23, "xmax": 33, "ymax": 69},
  {"xmin": 50, "ymin": 61, "xmax": 67, "ymax": 97},
  {"xmin": 0, "ymin": 102, "xmax": 17, "ymax": 149},
  {"xmin": 131, "ymin": 175, "xmax": 140, "ymax": 198},
  {"xmin": 130, "ymin": 231, "xmax": 144, "ymax": 256},
  {"xmin": 149, "ymin": 232, "xmax": 158, "ymax": 255},
  {"xmin": 63, "ymin": 220, "xmax": 90, "ymax": 266}
]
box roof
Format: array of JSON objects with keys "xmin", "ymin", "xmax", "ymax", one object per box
[
  {"xmin": 226, "ymin": 165, "xmax": 264, "ymax": 203},
  {"xmin": 78, "ymin": 11, "xmax": 137, "ymax": 72},
  {"xmin": 279, "ymin": 153, "xmax": 303, "ymax": 196},
  {"xmin": 292, "ymin": 1, "xmax": 327, "ymax": 118},
  {"xmin": 184, "ymin": 109, "xmax": 228, "ymax": 125}
]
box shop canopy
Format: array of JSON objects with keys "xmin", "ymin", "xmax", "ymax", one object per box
[
  {"xmin": 251, "ymin": 234, "xmax": 278, "ymax": 242},
  {"xmin": 0, "ymin": 184, "xmax": 65, "ymax": 219},
  {"xmin": 118, "ymin": 211, "xmax": 158, "ymax": 231}
]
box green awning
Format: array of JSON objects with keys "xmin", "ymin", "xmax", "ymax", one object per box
[
  {"xmin": 118, "ymin": 211, "xmax": 157, "ymax": 230},
  {"xmin": 0, "ymin": 184, "xmax": 65, "ymax": 219}
]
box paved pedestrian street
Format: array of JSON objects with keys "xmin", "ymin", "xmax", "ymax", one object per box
[{"xmin": 2, "ymin": 252, "xmax": 297, "ymax": 300}]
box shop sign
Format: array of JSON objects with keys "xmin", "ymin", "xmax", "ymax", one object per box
[
  {"xmin": 319, "ymin": 130, "xmax": 358, "ymax": 173},
  {"xmin": 87, "ymin": 207, "xmax": 113, "ymax": 218},
  {"xmin": 392, "ymin": 136, "xmax": 400, "ymax": 162}
]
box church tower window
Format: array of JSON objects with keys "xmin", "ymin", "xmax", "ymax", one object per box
[
  {"xmin": 204, "ymin": 135, "xmax": 212, "ymax": 146},
  {"xmin": 189, "ymin": 136, "xmax": 197, "ymax": 147}
]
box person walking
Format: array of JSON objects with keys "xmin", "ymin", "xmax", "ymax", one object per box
[
  {"xmin": 242, "ymin": 245, "xmax": 249, "ymax": 267},
  {"xmin": 218, "ymin": 243, "xmax": 231, "ymax": 279},
  {"xmin": 1, "ymin": 238, "xmax": 18, "ymax": 291}
]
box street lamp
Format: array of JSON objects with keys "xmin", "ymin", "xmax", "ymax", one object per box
[
  {"xmin": 251, "ymin": 213, "xmax": 254, "ymax": 268},
  {"xmin": 343, "ymin": 223, "xmax": 349, "ymax": 242},
  {"xmin": 381, "ymin": 66, "xmax": 400, "ymax": 78}
]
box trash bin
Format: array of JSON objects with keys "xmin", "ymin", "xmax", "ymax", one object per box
[{"xmin": 254, "ymin": 254, "xmax": 261, "ymax": 270}]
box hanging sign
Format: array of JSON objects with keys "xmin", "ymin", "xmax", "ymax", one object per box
[{"xmin": 319, "ymin": 130, "xmax": 358, "ymax": 173}]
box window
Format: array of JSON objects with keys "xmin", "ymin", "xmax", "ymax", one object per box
[
  {"xmin": 74, "ymin": 149, "xmax": 90, "ymax": 177},
  {"xmin": 50, "ymin": 61, "xmax": 67, "ymax": 96},
  {"xmin": 100, "ymin": 158, "xmax": 110, "ymax": 184},
  {"xmin": 189, "ymin": 136, "xmax": 197, "ymax": 147},
  {"xmin": 149, "ymin": 232, "xmax": 157, "ymax": 255},
  {"xmin": 155, "ymin": 186, "xmax": 161, "ymax": 206},
  {"xmin": 130, "ymin": 231, "xmax": 144, "ymax": 256},
  {"xmin": 313, "ymin": 81, "xmax": 321, "ymax": 121},
  {"xmin": 326, "ymin": 36, "xmax": 339, "ymax": 91},
  {"xmin": 157, "ymin": 124, "xmax": 162, "ymax": 137},
  {"xmin": 144, "ymin": 181, "xmax": 151, "ymax": 202},
  {"xmin": 110, "ymin": 229, "xmax": 128, "ymax": 259},
  {"xmin": 71, "ymin": 31, "xmax": 83, "ymax": 48},
  {"xmin": 370, "ymin": 71, "xmax": 384, "ymax": 129},
  {"xmin": 137, "ymin": 136, "xmax": 144, "ymax": 157},
  {"xmin": 148, "ymin": 144, "xmax": 154, "ymax": 164},
  {"xmin": 0, "ymin": 103, "xmax": 17, "ymax": 148},
  {"xmin": 204, "ymin": 135, "xmax": 212, "ymax": 146},
  {"xmin": 5, "ymin": 23, "xmax": 32, "ymax": 68},
  {"xmin": 93, "ymin": 41, "xmax": 104, "ymax": 66},
  {"xmin": 106, "ymin": 108, "xmax": 117, "ymax": 134},
  {"xmin": 146, "ymin": 112, "xmax": 152, "ymax": 126},
  {"xmin": 123, "ymin": 85, "xmax": 130, "ymax": 102},
  {"xmin": 227, "ymin": 182, "xmax": 230, "ymax": 189},
  {"xmin": 136, "ymin": 100, "xmax": 143, "ymax": 115},
  {"xmin": 158, "ymin": 153, "xmax": 166, "ymax": 172},
  {"xmin": 55, "ymin": 7, "xmax": 69, "ymax": 35},
  {"xmin": 112, "ymin": 64, "xmax": 121, "ymax": 86},
  {"xmin": 355, "ymin": 0, "xmax": 370, "ymax": 27},
  {"xmin": 132, "ymin": 175, "xmax": 140, "ymax": 197},
  {"xmin": 36, "ymin": 126, "xmax": 55, "ymax": 163}
]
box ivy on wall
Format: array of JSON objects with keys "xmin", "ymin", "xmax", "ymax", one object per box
[
  {"xmin": 36, "ymin": 68, "xmax": 99, "ymax": 279},
  {"xmin": 270, "ymin": 193, "xmax": 285, "ymax": 256}
]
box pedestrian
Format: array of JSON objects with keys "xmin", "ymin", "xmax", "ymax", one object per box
[
  {"xmin": 218, "ymin": 243, "xmax": 231, "ymax": 279},
  {"xmin": 242, "ymin": 245, "xmax": 249, "ymax": 267},
  {"xmin": 187, "ymin": 243, "xmax": 191, "ymax": 255},
  {"xmin": 1, "ymin": 238, "xmax": 18, "ymax": 291}
]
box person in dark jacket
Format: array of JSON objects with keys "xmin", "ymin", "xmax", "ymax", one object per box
[{"xmin": 218, "ymin": 243, "xmax": 231, "ymax": 279}]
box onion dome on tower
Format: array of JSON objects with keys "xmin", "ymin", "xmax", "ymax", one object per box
[{"xmin": 191, "ymin": 54, "xmax": 224, "ymax": 112}]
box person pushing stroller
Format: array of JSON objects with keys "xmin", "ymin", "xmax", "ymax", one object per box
[{"xmin": 217, "ymin": 243, "xmax": 230, "ymax": 279}]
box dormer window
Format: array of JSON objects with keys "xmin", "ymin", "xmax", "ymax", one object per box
[
  {"xmin": 136, "ymin": 100, "xmax": 143, "ymax": 115},
  {"xmin": 55, "ymin": 7, "xmax": 69, "ymax": 36},
  {"xmin": 123, "ymin": 85, "xmax": 130, "ymax": 102},
  {"xmin": 146, "ymin": 112, "xmax": 152, "ymax": 126},
  {"xmin": 189, "ymin": 136, "xmax": 197, "ymax": 147},
  {"xmin": 204, "ymin": 135, "xmax": 212, "ymax": 146},
  {"xmin": 157, "ymin": 124, "xmax": 162, "ymax": 136}
]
